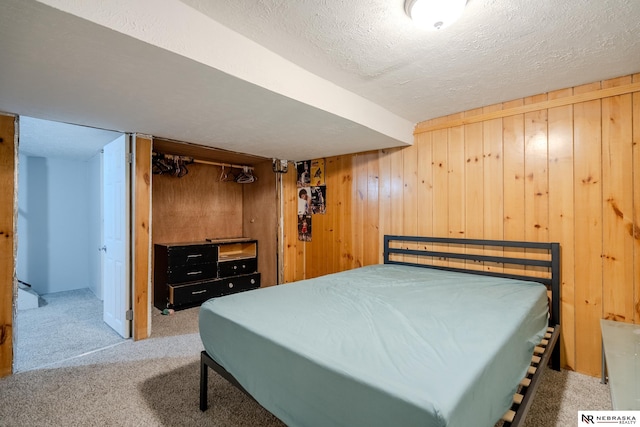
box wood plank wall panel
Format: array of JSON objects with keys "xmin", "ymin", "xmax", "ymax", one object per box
[
  {"xmin": 602, "ymin": 76, "xmax": 635, "ymax": 323},
  {"xmin": 448, "ymin": 119, "xmax": 466, "ymax": 270},
  {"xmin": 524, "ymin": 94, "xmax": 550, "ymax": 241},
  {"xmin": 502, "ymin": 100, "xmax": 526, "ymax": 277},
  {"xmin": 464, "ymin": 109, "xmax": 484, "ymax": 271},
  {"xmin": 282, "ymin": 165, "xmax": 300, "ymax": 283},
  {"xmin": 133, "ymin": 135, "xmax": 151, "ymax": 340},
  {"xmin": 403, "ymin": 145, "xmax": 418, "ymax": 264},
  {"xmin": 281, "ymin": 73, "xmax": 640, "ymax": 377},
  {"xmin": 339, "ymin": 156, "xmax": 354, "ymax": 272},
  {"xmin": 307, "ymin": 181, "xmax": 325, "ymax": 280},
  {"xmin": 364, "ymin": 152, "xmax": 380, "ymax": 266},
  {"xmin": 320, "ymin": 157, "xmax": 337, "ymax": 275},
  {"xmin": 0, "ymin": 114, "xmax": 16, "ymax": 378},
  {"xmin": 389, "ymin": 148, "xmax": 405, "ymax": 238},
  {"xmin": 415, "ymin": 132, "xmax": 433, "ymax": 247},
  {"xmin": 547, "ymin": 88, "xmax": 576, "ymax": 369},
  {"xmin": 633, "ymin": 73, "xmax": 640, "ymax": 323},
  {"xmin": 242, "ymin": 160, "xmax": 278, "ymax": 287},
  {"xmin": 524, "ymin": 94, "xmax": 550, "ymax": 278},
  {"xmin": 326, "ymin": 156, "xmax": 341, "ymax": 274},
  {"xmin": 353, "ymin": 154, "xmax": 367, "ymax": 267},
  {"xmin": 358, "ymin": 152, "xmax": 380, "ymax": 266},
  {"xmin": 482, "ymin": 104, "xmax": 504, "ymax": 272},
  {"xmin": 387, "ymin": 148, "xmax": 406, "ymax": 262},
  {"xmin": 378, "ymin": 148, "xmax": 393, "ymax": 255},
  {"xmin": 432, "ymin": 129, "xmax": 449, "ymax": 267},
  {"xmin": 573, "ymin": 81, "xmax": 604, "ymax": 376},
  {"xmin": 416, "ymin": 132, "xmax": 434, "ymax": 265}
]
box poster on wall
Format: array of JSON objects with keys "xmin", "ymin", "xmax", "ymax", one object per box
[
  {"xmin": 310, "ymin": 159, "xmax": 325, "ymax": 186},
  {"xmin": 310, "ymin": 186, "xmax": 326, "ymax": 214},
  {"xmin": 298, "ymin": 186, "xmax": 311, "ymax": 215},
  {"xmin": 298, "ymin": 214, "xmax": 312, "ymax": 242},
  {"xmin": 296, "ymin": 159, "xmax": 326, "ymax": 241},
  {"xmin": 297, "ymin": 161, "xmax": 311, "ymax": 187}
]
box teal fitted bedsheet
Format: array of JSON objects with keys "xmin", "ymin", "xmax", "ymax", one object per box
[{"xmin": 199, "ymin": 264, "xmax": 548, "ymax": 427}]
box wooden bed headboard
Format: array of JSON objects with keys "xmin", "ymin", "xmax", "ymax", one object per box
[{"xmin": 383, "ymin": 235, "xmax": 561, "ymax": 328}]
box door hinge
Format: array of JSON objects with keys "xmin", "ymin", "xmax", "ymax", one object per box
[
  {"xmin": 126, "ymin": 310, "xmax": 133, "ymax": 321},
  {"xmin": 127, "ymin": 153, "xmax": 133, "ymax": 164}
]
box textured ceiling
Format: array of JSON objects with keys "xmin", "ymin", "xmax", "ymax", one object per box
[
  {"xmin": 2, "ymin": 0, "xmax": 640, "ymax": 161},
  {"xmin": 183, "ymin": 0, "xmax": 640, "ymax": 122}
]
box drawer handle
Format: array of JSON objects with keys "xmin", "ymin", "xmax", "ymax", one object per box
[
  {"xmin": 250, "ymin": 279, "xmax": 255, "ymax": 284},
  {"xmin": 187, "ymin": 254, "xmax": 203, "ymax": 259},
  {"xmin": 187, "ymin": 271, "xmax": 203, "ymax": 276},
  {"xmin": 191, "ymin": 290, "xmax": 207, "ymax": 295},
  {"xmin": 242, "ymin": 264, "xmax": 246, "ymax": 268},
  {"xmin": 233, "ymin": 265, "xmax": 237, "ymax": 270},
  {"xmin": 228, "ymin": 283, "xmax": 234, "ymax": 288}
]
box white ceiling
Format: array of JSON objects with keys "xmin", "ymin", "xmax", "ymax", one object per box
[
  {"xmin": 2, "ymin": 0, "xmax": 639, "ymax": 161},
  {"xmin": 18, "ymin": 117, "xmax": 122, "ymax": 160}
]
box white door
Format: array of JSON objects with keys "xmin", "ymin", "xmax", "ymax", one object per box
[{"xmin": 103, "ymin": 134, "xmax": 131, "ymax": 338}]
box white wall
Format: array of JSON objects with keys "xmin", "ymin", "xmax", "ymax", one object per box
[
  {"xmin": 17, "ymin": 153, "xmax": 28, "ymax": 285},
  {"xmin": 17, "ymin": 154, "xmax": 48, "ymax": 291},
  {"xmin": 48, "ymin": 158, "xmax": 92, "ymax": 293},
  {"xmin": 17, "ymin": 156, "xmax": 98, "ymax": 295},
  {"xmin": 87, "ymin": 151, "xmax": 103, "ymax": 299}
]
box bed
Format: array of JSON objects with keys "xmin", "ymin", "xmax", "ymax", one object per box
[{"xmin": 198, "ymin": 236, "xmax": 561, "ymax": 427}]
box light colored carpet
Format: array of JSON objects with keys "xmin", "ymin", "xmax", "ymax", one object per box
[
  {"xmin": 15, "ymin": 288, "xmax": 126, "ymax": 372},
  {"xmin": 519, "ymin": 368, "xmax": 611, "ymax": 427},
  {"xmin": 1, "ymin": 305, "xmax": 612, "ymax": 426}
]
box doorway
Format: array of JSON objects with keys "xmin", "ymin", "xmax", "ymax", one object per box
[{"xmin": 15, "ymin": 116, "xmax": 127, "ymax": 371}]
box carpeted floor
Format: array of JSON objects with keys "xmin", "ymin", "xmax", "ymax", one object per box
[
  {"xmin": 15, "ymin": 288, "xmax": 126, "ymax": 372},
  {"xmin": 1, "ymin": 305, "xmax": 612, "ymax": 427}
]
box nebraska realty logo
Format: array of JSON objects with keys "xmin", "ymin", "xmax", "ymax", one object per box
[{"xmin": 579, "ymin": 411, "xmax": 640, "ymax": 425}]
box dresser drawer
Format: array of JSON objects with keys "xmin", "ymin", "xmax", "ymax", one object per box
[
  {"xmin": 166, "ymin": 244, "xmax": 217, "ymax": 266},
  {"xmin": 167, "ymin": 263, "xmax": 218, "ymax": 283},
  {"xmin": 220, "ymin": 273, "xmax": 260, "ymax": 294},
  {"xmin": 219, "ymin": 258, "xmax": 257, "ymax": 277},
  {"xmin": 168, "ymin": 279, "xmax": 225, "ymax": 308}
]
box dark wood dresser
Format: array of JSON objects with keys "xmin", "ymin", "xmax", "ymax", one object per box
[{"xmin": 153, "ymin": 238, "xmax": 260, "ymax": 310}]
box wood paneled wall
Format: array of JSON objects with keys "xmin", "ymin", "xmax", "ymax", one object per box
[
  {"xmin": 152, "ymin": 162, "xmax": 244, "ymax": 244},
  {"xmin": 282, "ymin": 152, "xmax": 380, "ymax": 283},
  {"xmin": 283, "ymin": 73, "xmax": 640, "ymax": 377},
  {"xmin": 242, "ymin": 160, "xmax": 278, "ymax": 287},
  {"xmin": 133, "ymin": 135, "xmax": 152, "ymax": 340},
  {"xmin": 0, "ymin": 114, "xmax": 16, "ymax": 378}
]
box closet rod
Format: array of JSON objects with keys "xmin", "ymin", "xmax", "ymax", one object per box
[
  {"xmin": 154, "ymin": 152, "xmax": 254, "ymax": 171},
  {"xmin": 193, "ymin": 158, "xmax": 254, "ymax": 171}
]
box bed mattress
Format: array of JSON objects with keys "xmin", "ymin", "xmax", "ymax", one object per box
[{"xmin": 199, "ymin": 264, "xmax": 548, "ymax": 427}]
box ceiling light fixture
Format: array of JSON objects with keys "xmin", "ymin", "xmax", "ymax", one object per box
[{"xmin": 405, "ymin": 0, "xmax": 468, "ymax": 30}]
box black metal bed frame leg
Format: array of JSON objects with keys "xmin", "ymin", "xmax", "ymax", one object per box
[{"xmin": 200, "ymin": 351, "xmax": 208, "ymax": 411}]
